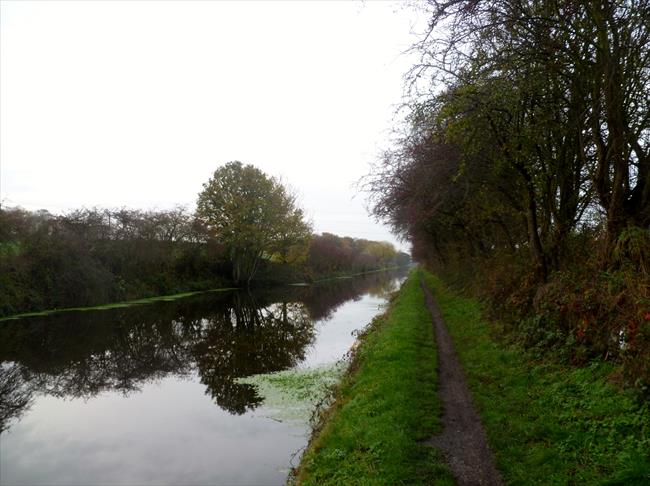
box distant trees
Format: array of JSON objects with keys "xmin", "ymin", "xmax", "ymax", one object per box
[
  {"xmin": 307, "ymin": 232, "xmax": 409, "ymax": 279},
  {"xmin": 0, "ymin": 201, "xmax": 406, "ymax": 317},
  {"xmin": 0, "ymin": 206, "xmax": 228, "ymax": 317},
  {"xmin": 196, "ymin": 162, "xmax": 312, "ymax": 285},
  {"xmin": 1, "ymin": 162, "xmax": 409, "ymax": 316}
]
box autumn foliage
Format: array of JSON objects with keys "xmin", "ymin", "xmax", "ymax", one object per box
[{"xmin": 367, "ymin": 0, "xmax": 650, "ymax": 392}]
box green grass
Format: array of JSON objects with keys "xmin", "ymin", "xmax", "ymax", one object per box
[
  {"xmin": 0, "ymin": 287, "xmax": 237, "ymax": 322},
  {"xmin": 422, "ymin": 271, "xmax": 650, "ymax": 485},
  {"xmin": 295, "ymin": 270, "xmax": 454, "ymax": 485}
]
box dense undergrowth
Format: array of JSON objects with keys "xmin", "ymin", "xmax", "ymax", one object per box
[
  {"xmin": 423, "ymin": 271, "xmax": 650, "ymax": 485},
  {"xmin": 433, "ymin": 228, "xmax": 650, "ymax": 397},
  {"xmin": 295, "ymin": 272, "xmax": 453, "ymax": 485}
]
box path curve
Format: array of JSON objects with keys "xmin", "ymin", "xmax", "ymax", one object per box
[{"xmin": 421, "ymin": 279, "xmax": 502, "ymax": 486}]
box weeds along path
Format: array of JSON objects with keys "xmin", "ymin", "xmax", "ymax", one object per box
[{"xmin": 421, "ymin": 279, "xmax": 503, "ymax": 486}]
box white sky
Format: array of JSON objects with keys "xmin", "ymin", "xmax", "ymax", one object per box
[{"xmin": 0, "ymin": 0, "xmax": 423, "ymax": 251}]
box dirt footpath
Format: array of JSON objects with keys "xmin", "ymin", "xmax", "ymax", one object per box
[{"xmin": 421, "ymin": 280, "xmax": 502, "ymax": 486}]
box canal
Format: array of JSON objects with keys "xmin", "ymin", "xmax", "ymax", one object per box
[{"xmin": 0, "ymin": 269, "xmax": 407, "ymax": 485}]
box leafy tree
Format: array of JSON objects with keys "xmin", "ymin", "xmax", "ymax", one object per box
[
  {"xmin": 196, "ymin": 161, "xmax": 311, "ymax": 285},
  {"xmin": 410, "ymin": 0, "xmax": 649, "ymax": 265}
]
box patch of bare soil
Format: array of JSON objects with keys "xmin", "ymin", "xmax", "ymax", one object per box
[{"xmin": 421, "ymin": 280, "xmax": 502, "ymax": 486}]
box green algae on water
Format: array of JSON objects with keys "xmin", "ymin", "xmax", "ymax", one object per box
[{"xmin": 238, "ymin": 363, "xmax": 346, "ymax": 423}]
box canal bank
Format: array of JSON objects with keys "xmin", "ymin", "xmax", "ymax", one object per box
[
  {"xmin": 295, "ymin": 269, "xmax": 650, "ymax": 485},
  {"xmin": 294, "ymin": 270, "xmax": 454, "ymax": 485}
]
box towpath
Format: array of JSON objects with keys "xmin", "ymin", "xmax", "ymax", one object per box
[{"xmin": 421, "ymin": 279, "xmax": 502, "ymax": 486}]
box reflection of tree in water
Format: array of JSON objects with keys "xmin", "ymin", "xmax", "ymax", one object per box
[
  {"xmin": 0, "ymin": 312, "xmax": 195, "ymax": 399},
  {"xmin": 300, "ymin": 268, "xmax": 408, "ymax": 322},
  {"xmin": 0, "ymin": 268, "xmax": 406, "ymax": 430},
  {"xmin": 0, "ymin": 291, "xmax": 316, "ymax": 428},
  {"xmin": 364, "ymin": 272, "xmax": 403, "ymax": 299},
  {"xmin": 193, "ymin": 293, "xmax": 314, "ymax": 414},
  {"xmin": 0, "ymin": 307, "xmax": 199, "ymax": 431},
  {"xmin": 0, "ymin": 362, "xmax": 33, "ymax": 433}
]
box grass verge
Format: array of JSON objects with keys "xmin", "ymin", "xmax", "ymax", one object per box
[
  {"xmin": 422, "ymin": 271, "xmax": 650, "ymax": 485},
  {"xmin": 294, "ymin": 270, "xmax": 453, "ymax": 485},
  {"xmin": 0, "ymin": 287, "xmax": 237, "ymax": 322}
]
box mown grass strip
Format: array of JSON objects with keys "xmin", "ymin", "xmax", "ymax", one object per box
[
  {"xmin": 422, "ymin": 271, "xmax": 650, "ymax": 485},
  {"xmin": 0, "ymin": 287, "xmax": 237, "ymax": 322},
  {"xmin": 295, "ymin": 269, "xmax": 454, "ymax": 485}
]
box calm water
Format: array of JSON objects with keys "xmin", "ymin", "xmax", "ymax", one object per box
[{"xmin": 0, "ymin": 269, "xmax": 407, "ymax": 485}]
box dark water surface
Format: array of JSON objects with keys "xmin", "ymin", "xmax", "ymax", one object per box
[{"xmin": 0, "ymin": 269, "xmax": 407, "ymax": 485}]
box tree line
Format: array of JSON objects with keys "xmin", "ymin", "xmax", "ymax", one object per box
[
  {"xmin": 0, "ymin": 162, "xmax": 409, "ymax": 317},
  {"xmin": 367, "ymin": 0, "xmax": 649, "ymax": 392}
]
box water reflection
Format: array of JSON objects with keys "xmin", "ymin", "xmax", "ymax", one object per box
[
  {"xmin": 0, "ymin": 362, "xmax": 32, "ymax": 433},
  {"xmin": 194, "ymin": 295, "xmax": 314, "ymax": 414},
  {"xmin": 0, "ymin": 268, "xmax": 406, "ymax": 432}
]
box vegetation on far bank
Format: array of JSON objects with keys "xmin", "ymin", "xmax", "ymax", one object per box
[
  {"xmin": 295, "ymin": 271, "xmax": 453, "ymax": 485},
  {"xmin": 0, "ymin": 287, "xmax": 239, "ymax": 322},
  {"xmin": 423, "ymin": 271, "xmax": 650, "ymax": 485},
  {"xmin": 196, "ymin": 161, "xmax": 312, "ymax": 286},
  {"xmin": 0, "ymin": 265, "xmax": 405, "ymax": 322},
  {"xmin": 0, "ymin": 162, "xmax": 408, "ymax": 319}
]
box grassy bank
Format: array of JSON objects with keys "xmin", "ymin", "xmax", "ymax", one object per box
[
  {"xmin": 295, "ymin": 270, "xmax": 453, "ymax": 485},
  {"xmin": 422, "ymin": 271, "xmax": 650, "ymax": 485},
  {"xmin": 0, "ymin": 267, "xmax": 407, "ymax": 322},
  {"xmin": 0, "ymin": 287, "xmax": 237, "ymax": 322}
]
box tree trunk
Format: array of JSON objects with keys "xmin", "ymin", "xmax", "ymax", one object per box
[{"xmin": 526, "ymin": 187, "xmax": 548, "ymax": 281}]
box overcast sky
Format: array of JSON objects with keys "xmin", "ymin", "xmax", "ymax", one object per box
[{"xmin": 1, "ymin": 0, "xmax": 424, "ymax": 251}]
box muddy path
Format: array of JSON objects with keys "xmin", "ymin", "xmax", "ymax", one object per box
[{"xmin": 421, "ymin": 279, "xmax": 502, "ymax": 486}]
